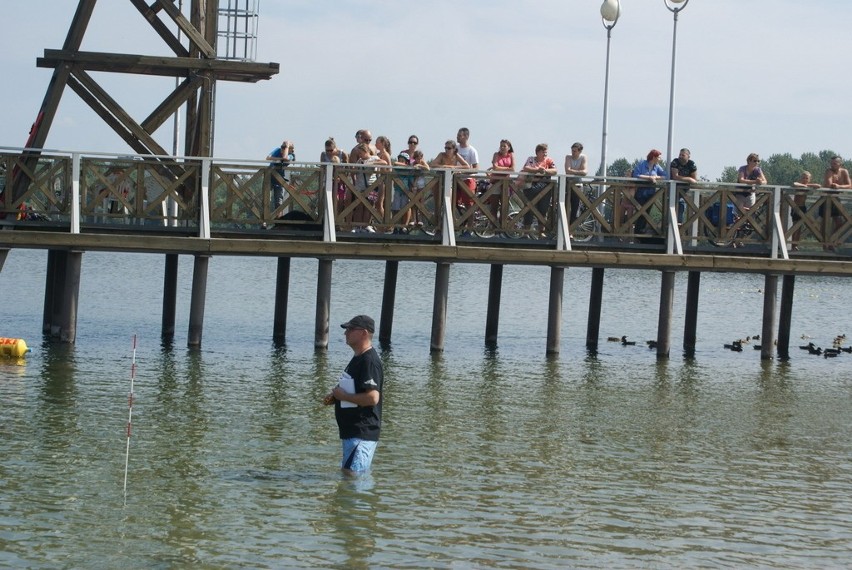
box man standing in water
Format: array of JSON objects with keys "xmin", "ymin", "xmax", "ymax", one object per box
[{"xmin": 323, "ymin": 315, "xmax": 384, "ymax": 474}]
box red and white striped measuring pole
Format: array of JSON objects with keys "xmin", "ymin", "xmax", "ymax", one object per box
[{"xmin": 123, "ymin": 334, "xmax": 137, "ymax": 503}]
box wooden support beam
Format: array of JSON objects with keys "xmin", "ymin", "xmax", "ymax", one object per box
[
  {"xmin": 38, "ymin": 50, "xmax": 279, "ymax": 82},
  {"xmin": 155, "ymin": 0, "xmax": 217, "ymax": 57},
  {"xmin": 67, "ymin": 70, "xmax": 170, "ymax": 156},
  {"xmin": 141, "ymin": 76, "xmax": 203, "ymax": 134},
  {"xmin": 128, "ymin": 0, "xmax": 191, "ymax": 57}
]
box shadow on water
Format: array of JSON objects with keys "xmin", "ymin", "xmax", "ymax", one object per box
[{"xmin": 30, "ymin": 342, "xmax": 80, "ymax": 457}]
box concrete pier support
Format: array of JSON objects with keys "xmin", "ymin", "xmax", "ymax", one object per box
[
  {"xmin": 760, "ymin": 274, "xmax": 779, "ymax": 361},
  {"xmin": 187, "ymin": 255, "xmax": 210, "ymax": 348},
  {"xmin": 161, "ymin": 254, "xmax": 178, "ymax": 342},
  {"xmin": 315, "ymin": 259, "xmax": 333, "ymax": 350},
  {"xmin": 273, "ymin": 257, "xmax": 291, "ymax": 346},
  {"xmin": 683, "ymin": 271, "xmax": 701, "ymax": 355},
  {"xmin": 42, "ymin": 249, "xmax": 63, "ymax": 335},
  {"xmin": 485, "ymin": 264, "xmax": 504, "ymax": 347},
  {"xmin": 56, "ymin": 251, "xmax": 83, "ymax": 343},
  {"xmin": 546, "ymin": 266, "xmax": 565, "ymax": 355},
  {"xmin": 430, "ymin": 262, "xmax": 451, "ymax": 353},
  {"xmin": 586, "ymin": 267, "xmax": 604, "ymax": 351},
  {"xmin": 41, "ymin": 250, "xmax": 82, "ymax": 342},
  {"xmin": 656, "ymin": 270, "xmax": 676, "ymax": 359},
  {"xmin": 379, "ymin": 260, "xmax": 399, "ymax": 348},
  {"xmin": 777, "ymin": 274, "xmax": 795, "ymax": 360}
]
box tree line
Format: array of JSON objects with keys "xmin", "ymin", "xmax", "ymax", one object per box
[{"xmin": 605, "ymin": 150, "xmax": 842, "ymax": 186}]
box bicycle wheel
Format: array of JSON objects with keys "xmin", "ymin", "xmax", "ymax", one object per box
[
  {"xmin": 473, "ymin": 212, "xmax": 496, "ymax": 238},
  {"xmin": 571, "ymin": 212, "xmax": 595, "ymax": 242}
]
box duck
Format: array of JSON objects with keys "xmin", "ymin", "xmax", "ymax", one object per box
[
  {"xmin": 621, "ymin": 336, "xmax": 636, "ymax": 346},
  {"xmin": 752, "ymin": 334, "xmax": 761, "ymax": 341},
  {"xmin": 801, "ymin": 334, "xmax": 812, "ymax": 340},
  {"xmin": 799, "ymin": 342, "xmax": 816, "ymax": 351},
  {"xmin": 606, "ymin": 336, "xmax": 621, "ymax": 342},
  {"xmin": 807, "ymin": 345, "xmax": 823, "ymax": 356},
  {"xmin": 646, "ymin": 340, "xmax": 658, "ymax": 349},
  {"xmin": 840, "ymin": 346, "xmax": 852, "ymax": 354},
  {"xmin": 723, "ymin": 340, "xmax": 743, "ymax": 352}
]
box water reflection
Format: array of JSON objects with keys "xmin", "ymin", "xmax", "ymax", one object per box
[{"xmin": 324, "ymin": 476, "xmax": 379, "ymax": 570}]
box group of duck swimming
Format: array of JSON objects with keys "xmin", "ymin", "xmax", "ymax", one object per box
[
  {"xmin": 798, "ymin": 334, "xmax": 850, "ymax": 357},
  {"xmin": 607, "ymin": 333, "xmax": 849, "ymax": 357}
]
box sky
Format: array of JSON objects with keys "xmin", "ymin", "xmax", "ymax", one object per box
[{"xmin": 3, "ymin": 1, "xmax": 851, "ymax": 182}]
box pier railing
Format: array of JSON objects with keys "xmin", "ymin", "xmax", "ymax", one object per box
[{"xmin": 1, "ymin": 148, "xmax": 849, "ymax": 258}]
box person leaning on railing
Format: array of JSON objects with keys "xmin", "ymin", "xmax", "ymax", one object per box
[
  {"xmin": 821, "ymin": 156, "xmax": 852, "ymax": 251},
  {"xmin": 564, "ymin": 142, "xmax": 588, "ymax": 225},
  {"xmin": 735, "ymin": 153, "xmax": 767, "ymax": 211},
  {"xmin": 631, "ymin": 149, "xmax": 666, "ymax": 234},
  {"xmin": 520, "ymin": 143, "xmax": 557, "ymax": 237},
  {"xmin": 790, "ymin": 170, "xmax": 820, "ymax": 251},
  {"xmin": 669, "ymin": 147, "xmax": 697, "ymax": 224},
  {"xmin": 266, "ymin": 140, "xmax": 295, "ymax": 212},
  {"xmin": 486, "ymin": 139, "xmax": 516, "ymax": 227}
]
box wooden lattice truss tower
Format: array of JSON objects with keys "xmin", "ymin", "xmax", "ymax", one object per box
[{"xmin": 28, "ymin": 0, "xmax": 278, "ymax": 160}]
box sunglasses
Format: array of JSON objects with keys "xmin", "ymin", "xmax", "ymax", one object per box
[{"xmin": 408, "ymin": 140, "xmax": 418, "ymax": 144}]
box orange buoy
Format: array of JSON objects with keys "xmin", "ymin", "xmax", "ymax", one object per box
[{"xmin": 0, "ymin": 338, "xmax": 30, "ymax": 358}]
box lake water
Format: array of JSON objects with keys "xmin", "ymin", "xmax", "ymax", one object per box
[{"xmin": 1, "ymin": 249, "xmax": 851, "ymax": 568}]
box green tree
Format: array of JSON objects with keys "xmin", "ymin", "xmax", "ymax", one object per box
[
  {"xmin": 718, "ymin": 166, "xmax": 737, "ymax": 183},
  {"xmin": 607, "ymin": 158, "xmax": 634, "ymax": 177}
]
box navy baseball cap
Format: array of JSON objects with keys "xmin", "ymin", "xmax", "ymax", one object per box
[{"xmin": 340, "ymin": 315, "xmax": 375, "ymax": 333}]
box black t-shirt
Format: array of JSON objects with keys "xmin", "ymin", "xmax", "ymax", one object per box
[
  {"xmin": 335, "ymin": 347, "xmax": 383, "ymax": 441},
  {"xmin": 671, "ymin": 158, "xmax": 697, "ymax": 178}
]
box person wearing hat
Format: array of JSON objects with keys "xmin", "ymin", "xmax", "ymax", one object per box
[{"xmin": 322, "ymin": 314, "xmax": 384, "ymax": 474}]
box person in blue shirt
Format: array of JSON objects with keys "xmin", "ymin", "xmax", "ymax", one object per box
[
  {"xmin": 631, "ymin": 149, "xmax": 667, "ymax": 234},
  {"xmin": 266, "ymin": 140, "xmax": 295, "ymax": 213}
]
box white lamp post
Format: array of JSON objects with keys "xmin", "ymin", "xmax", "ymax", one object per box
[
  {"xmin": 599, "ymin": 0, "xmax": 621, "ymax": 179},
  {"xmin": 664, "ymin": 0, "xmax": 689, "ymax": 170}
]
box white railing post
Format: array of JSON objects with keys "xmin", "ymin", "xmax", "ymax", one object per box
[
  {"xmin": 442, "ymin": 169, "xmax": 455, "ymax": 246},
  {"xmin": 199, "ymin": 158, "xmax": 211, "ymax": 239},
  {"xmin": 557, "ymin": 175, "xmax": 570, "ymax": 251},
  {"xmin": 772, "ymin": 185, "xmax": 788, "ymax": 260},
  {"xmin": 666, "ymin": 180, "xmax": 682, "ymax": 254},
  {"xmin": 323, "ymin": 163, "xmax": 336, "ymax": 242},
  {"xmin": 70, "ymin": 152, "xmax": 81, "ymax": 234}
]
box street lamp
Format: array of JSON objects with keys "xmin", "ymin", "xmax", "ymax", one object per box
[
  {"xmin": 664, "ymin": 0, "xmax": 690, "ymax": 169},
  {"xmin": 599, "ymin": 0, "xmax": 621, "ymax": 179}
]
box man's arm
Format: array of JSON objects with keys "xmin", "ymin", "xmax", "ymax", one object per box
[{"xmin": 332, "ymin": 386, "xmax": 380, "ymax": 406}]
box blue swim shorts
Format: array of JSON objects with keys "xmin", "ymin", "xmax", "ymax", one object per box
[{"xmin": 341, "ymin": 438, "xmax": 378, "ymax": 473}]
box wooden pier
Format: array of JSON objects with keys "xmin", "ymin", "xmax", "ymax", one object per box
[{"xmin": 1, "ymin": 152, "xmax": 850, "ymax": 359}]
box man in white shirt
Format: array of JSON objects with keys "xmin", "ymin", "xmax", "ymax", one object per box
[{"xmin": 456, "ymin": 127, "xmax": 479, "ymax": 170}]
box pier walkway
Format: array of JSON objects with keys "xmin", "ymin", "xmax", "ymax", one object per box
[{"xmin": 1, "ymin": 149, "xmax": 850, "ymax": 357}]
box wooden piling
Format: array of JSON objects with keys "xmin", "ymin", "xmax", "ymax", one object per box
[
  {"xmin": 379, "ymin": 260, "xmax": 399, "ymax": 348},
  {"xmin": 777, "ymin": 274, "xmax": 795, "ymax": 360},
  {"xmin": 683, "ymin": 271, "xmax": 701, "ymax": 355},
  {"xmin": 187, "ymin": 254, "xmax": 210, "ymax": 348},
  {"xmin": 273, "ymin": 257, "xmax": 291, "ymax": 346},
  {"xmin": 0, "ymin": 248, "xmax": 8, "ymax": 272},
  {"xmin": 161, "ymin": 253, "xmax": 178, "ymax": 341},
  {"xmin": 430, "ymin": 262, "xmax": 450, "ymax": 353},
  {"xmin": 760, "ymin": 274, "xmax": 778, "ymax": 361},
  {"xmin": 656, "ymin": 270, "xmax": 675, "ymax": 359},
  {"xmin": 315, "ymin": 259, "xmax": 333, "ymax": 350},
  {"xmin": 546, "ymin": 266, "xmax": 564, "ymax": 355},
  {"xmin": 586, "ymin": 267, "xmax": 604, "ymax": 351},
  {"xmin": 485, "ymin": 264, "xmax": 503, "ymax": 347}
]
